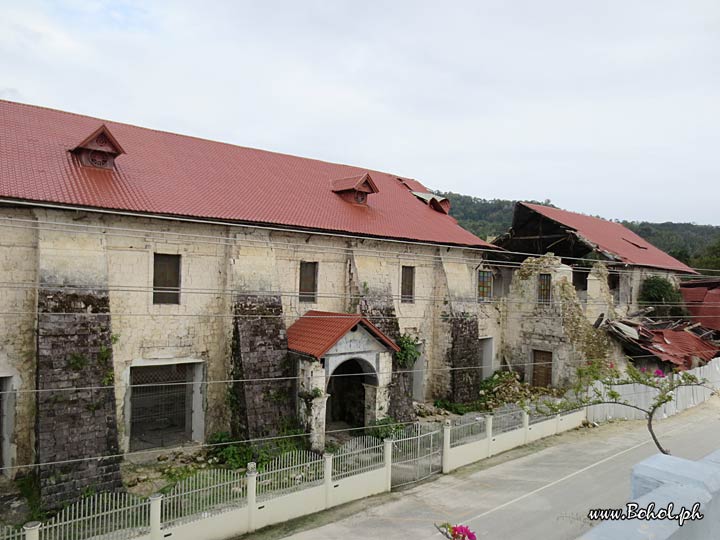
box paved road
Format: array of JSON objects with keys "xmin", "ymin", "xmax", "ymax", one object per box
[{"xmin": 261, "ymin": 398, "xmax": 720, "ymax": 540}]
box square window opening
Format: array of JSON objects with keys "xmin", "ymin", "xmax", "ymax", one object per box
[
  {"xmin": 538, "ymin": 273, "xmax": 552, "ymax": 304},
  {"xmin": 153, "ymin": 254, "xmax": 181, "ymax": 304},
  {"xmin": 401, "ymin": 266, "xmax": 415, "ymax": 303},
  {"xmin": 299, "ymin": 261, "xmax": 318, "ymax": 303},
  {"xmin": 477, "ymin": 270, "xmax": 493, "ymax": 302}
]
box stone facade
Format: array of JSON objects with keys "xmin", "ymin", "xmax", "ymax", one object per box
[
  {"xmin": 0, "ymin": 205, "xmax": 672, "ymax": 505},
  {"xmin": 230, "ymin": 295, "xmax": 296, "ymax": 439},
  {"xmin": 36, "ymin": 289, "xmax": 123, "ymax": 509}
]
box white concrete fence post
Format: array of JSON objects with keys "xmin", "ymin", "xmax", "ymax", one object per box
[
  {"xmin": 522, "ymin": 410, "xmax": 530, "ymax": 444},
  {"xmin": 246, "ymin": 462, "xmax": 258, "ymax": 532},
  {"xmin": 485, "ymin": 414, "xmax": 494, "ymax": 457},
  {"xmin": 324, "ymin": 453, "xmax": 334, "ymax": 508},
  {"xmin": 384, "ymin": 438, "xmax": 393, "ymax": 492},
  {"xmin": 23, "ymin": 521, "xmax": 41, "ymax": 540},
  {"xmin": 442, "ymin": 420, "xmax": 451, "ymax": 474},
  {"xmin": 149, "ymin": 493, "xmax": 163, "ymax": 540}
]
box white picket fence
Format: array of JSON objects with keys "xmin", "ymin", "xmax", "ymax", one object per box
[
  {"xmin": 0, "ymin": 526, "xmax": 23, "ymax": 540},
  {"xmin": 256, "ymin": 449, "xmax": 324, "ymax": 502},
  {"xmin": 161, "ymin": 468, "xmax": 248, "ymax": 528},
  {"xmin": 331, "ymin": 436, "xmax": 384, "ymax": 480},
  {"xmin": 587, "ymin": 358, "xmax": 720, "ymax": 423},
  {"xmin": 40, "ymin": 491, "xmax": 150, "ymax": 540}
]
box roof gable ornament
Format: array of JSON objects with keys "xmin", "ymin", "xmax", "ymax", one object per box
[
  {"xmin": 72, "ymin": 125, "xmax": 124, "ymax": 170},
  {"xmin": 331, "ymin": 172, "xmax": 379, "ymax": 205}
]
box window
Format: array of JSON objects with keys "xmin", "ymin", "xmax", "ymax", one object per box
[
  {"xmin": 477, "ymin": 270, "xmax": 493, "ymax": 302},
  {"xmin": 401, "ymin": 266, "xmax": 415, "ymax": 303},
  {"xmin": 153, "ymin": 254, "xmax": 181, "ymax": 304},
  {"xmin": 299, "ymin": 261, "xmax": 318, "ymax": 303},
  {"xmin": 537, "ymin": 273, "xmax": 552, "ymax": 304},
  {"xmin": 130, "ymin": 364, "xmax": 200, "ymax": 450},
  {"xmin": 572, "ymin": 268, "xmax": 589, "ymax": 291}
]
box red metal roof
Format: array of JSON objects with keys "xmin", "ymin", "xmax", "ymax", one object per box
[
  {"xmin": 681, "ymin": 281, "xmax": 720, "ymax": 332},
  {"xmin": 520, "ymin": 203, "xmax": 697, "ymax": 274},
  {"xmin": 0, "ymin": 100, "xmax": 493, "ymax": 247},
  {"xmin": 287, "ymin": 310, "xmax": 400, "ymax": 359},
  {"xmin": 643, "ymin": 328, "xmax": 719, "ymax": 368}
]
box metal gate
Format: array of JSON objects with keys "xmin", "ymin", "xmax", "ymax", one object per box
[{"xmin": 391, "ymin": 423, "xmax": 443, "ymax": 488}]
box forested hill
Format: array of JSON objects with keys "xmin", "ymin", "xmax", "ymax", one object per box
[{"xmin": 437, "ymin": 191, "xmax": 720, "ymax": 269}]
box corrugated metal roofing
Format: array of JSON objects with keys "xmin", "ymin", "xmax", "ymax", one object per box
[
  {"xmin": 681, "ymin": 281, "xmax": 720, "ymax": 332},
  {"xmin": 286, "ymin": 310, "xmax": 399, "ymax": 359},
  {"xmin": 645, "ymin": 328, "xmax": 719, "ymax": 368},
  {"xmin": 520, "ymin": 203, "xmax": 697, "ymax": 274},
  {"xmin": 0, "ymin": 100, "xmax": 493, "ymax": 247}
]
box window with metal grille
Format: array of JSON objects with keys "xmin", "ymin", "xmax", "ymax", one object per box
[
  {"xmin": 401, "ymin": 266, "xmax": 415, "ymax": 303},
  {"xmin": 153, "ymin": 254, "xmax": 181, "ymax": 304},
  {"xmin": 477, "ymin": 270, "xmax": 493, "ymax": 302},
  {"xmin": 130, "ymin": 364, "xmax": 191, "ymax": 451},
  {"xmin": 299, "ymin": 261, "xmax": 318, "ymax": 303},
  {"xmin": 538, "ymin": 273, "xmax": 552, "ymax": 304}
]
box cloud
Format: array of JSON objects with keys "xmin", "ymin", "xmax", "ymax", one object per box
[{"xmin": 1, "ymin": 0, "xmax": 718, "ymax": 224}]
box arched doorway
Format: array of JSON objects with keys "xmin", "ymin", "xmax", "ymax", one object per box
[{"xmin": 326, "ymin": 358, "xmax": 378, "ymax": 428}]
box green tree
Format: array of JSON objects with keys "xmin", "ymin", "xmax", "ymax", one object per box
[
  {"xmin": 638, "ymin": 276, "xmax": 686, "ymax": 317},
  {"xmin": 539, "ymin": 361, "xmax": 716, "ymax": 455}
]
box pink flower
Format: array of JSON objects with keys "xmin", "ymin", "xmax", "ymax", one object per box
[
  {"xmin": 654, "ymin": 369, "xmax": 665, "ymax": 378},
  {"xmin": 640, "ymin": 367, "xmax": 647, "ymax": 373},
  {"xmin": 452, "ymin": 525, "xmax": 477, "ymax": 540},
  {"xmin": 609, "ymin": 362, "xmax": 614, "ymax": 369}
]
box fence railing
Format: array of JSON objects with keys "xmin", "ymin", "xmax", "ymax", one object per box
[
  {"xmin": 332, "ymin": 436, "xmax": 384, "ymax": 480},
  {"xmin": 491, "ymin": 409, "xmax": 524, "ymax": 434},
  {"xmin": 449, "ymin": 417, "xmax": 487, "ymax": 447},
  {"xmin": 38, "ymin": 491, "xmax": 150, "ymax": 540},
  {"xmin": 0, "ymin": 525, "xmax": 24, "ymax": 540},
  {"xmin": 256, "ymin": 450, "xmax": 324, "ymax": 502},
  {"xmin": 162, "ymin": 468, "xmax": 248, "ymax": 528}
]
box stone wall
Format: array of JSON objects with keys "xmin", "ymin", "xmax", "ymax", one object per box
[
  {"xmin": 229, "ymin": 295, "xmax": 296, "ymax": 439},
  {"xmin": 0, "ymin": 208, "xmax": 37, "ymax": 477},
  {"xmin": 449, "ymin": 314, "xmax": 482, "ymax": 403},
  {"xmin": 36, "ymin": 289, "xmax": 122, "ymax": 509},
  {"xmin": 359, "ymin": 296, "xmax": 415, "ymax": 422}
]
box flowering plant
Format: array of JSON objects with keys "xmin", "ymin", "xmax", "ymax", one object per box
[{"xmin": 435, "ymin": 522, "xmax": 477, "ymax": 540}]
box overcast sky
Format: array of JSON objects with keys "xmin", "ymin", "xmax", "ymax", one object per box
[{"xmin": 1, "ymin": 1, "xmax": 718, "ymax": 225}]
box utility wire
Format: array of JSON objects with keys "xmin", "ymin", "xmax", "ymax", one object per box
[
  {"xmin": 0, "ymin": 215, "xmax": 716, "ymax": 277},
  {"xmin": 0, "ymin": 354, "xmax": 703, "ymax": 396},
  {"xmin": 2, "ymin": 381, "xmax": 716, "ymax": 473},
  {"xmin": 0, "ymin": 281, "xmax": 714, "ymax": 307}
]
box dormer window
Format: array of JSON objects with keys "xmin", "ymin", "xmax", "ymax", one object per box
[
  {"xmin": 331, "ymin": 172, "xmax": 379, "ymax": 205},
  {"xmin": 72, "ymin": 125, "xmax": 125, "ymax": 170},
  {"xmin": 410, "ymin": 191, "xmax": 450, "ymax": 214}
]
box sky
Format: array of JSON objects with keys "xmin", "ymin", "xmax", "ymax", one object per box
[{"xmin": 1, "ymin": 0, "xmax": 719, "ymax": 225}]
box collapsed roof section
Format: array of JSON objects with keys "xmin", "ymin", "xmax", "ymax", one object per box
[
  {"xmin": 605, "ymin": 318, "xmax": 719, "ymax": 370},
  {"xmin": 681, "ymin": 280, "xmax": 720, "ymax": 332},
  {"xmin": 493, "ymin": 202, "xmax": 696, "ymax": 274}
]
